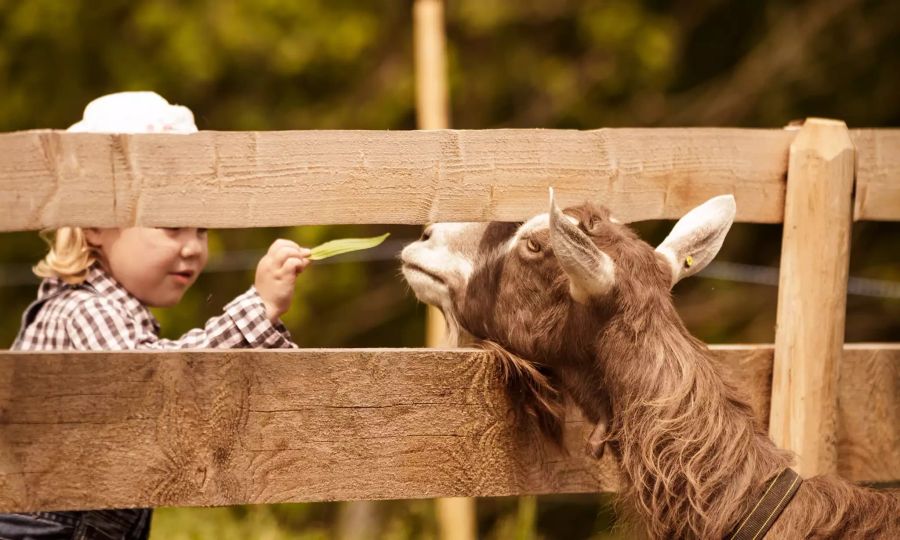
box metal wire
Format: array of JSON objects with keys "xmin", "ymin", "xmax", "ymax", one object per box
[{"xmin": 1, "ymin": 242, "xmax": 898, "ymax": 299}]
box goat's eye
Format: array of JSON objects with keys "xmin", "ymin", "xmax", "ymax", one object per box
[
  {"xmin": 526, "ymin": 238, "xmax": 541, "ymax": 253},
  {"xmin": 421, "ymin": 227, "xmax": 433, "ymax": 241}
]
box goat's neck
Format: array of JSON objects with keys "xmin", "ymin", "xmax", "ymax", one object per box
[{"xmin": 587, "ymin": 313, "xmax": 792, "ymax": 539}]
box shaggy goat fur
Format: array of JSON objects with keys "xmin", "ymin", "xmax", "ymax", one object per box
[{"xmin": 403, "ymin": 202, "xmax": 900, "ymax": 539}]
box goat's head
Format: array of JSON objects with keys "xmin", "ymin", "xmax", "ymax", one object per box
[{"xmin": 401, "ymin": 189, "xmax": 736, "ymax": 367}]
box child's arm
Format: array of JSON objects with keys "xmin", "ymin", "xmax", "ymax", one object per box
[
  {"xmin": 64, "ymin": 287, "xmax": 295, "ymax": 350},
  {"xmin": 65, "ymin": 239, "xmax": 310, "ymax": 350}
]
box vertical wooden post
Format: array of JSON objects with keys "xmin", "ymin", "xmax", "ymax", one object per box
[
  {"xmin": 769, "ymin": 118, "xmax": 855, "ymax": 478},
  {"xmin": 414, "ymin": 0, "xmax": 452, "ymax": 349},
  {"xmin": 414, "ymin": 0, "xmax": 450, "ymax": 131},
  {"xmin": 335, "ymin": 499, "xmax": 382, "ymax": 540},
  {"xmin": 414, "ymin": 2, "xmax": 477, "ymax": 540}
]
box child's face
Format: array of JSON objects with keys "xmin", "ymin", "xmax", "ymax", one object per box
[{"xmin": 85, "ymin": 227, "xmax": 209, "ymax": 307}]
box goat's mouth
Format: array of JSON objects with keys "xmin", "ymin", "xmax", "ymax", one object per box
[{"xmin": 402, "ymin": 262, "xmax": 445, "ymax": 285}]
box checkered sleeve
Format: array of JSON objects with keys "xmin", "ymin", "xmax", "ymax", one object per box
[
  {"xmin": 65, "ymin": 298, "xmax": 141, "ymax": 351},
  {"xmin": 217, "ymin": 287, "xmax": 298, "ymax": 349},
  {"xmin": 65, "ymin": 289, "xmax": 297, "ymax": 350}
]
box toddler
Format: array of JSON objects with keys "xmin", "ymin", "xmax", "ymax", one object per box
[{"xmin": 0, "ymin": 92, "xmax": 311, "ymax": 540}]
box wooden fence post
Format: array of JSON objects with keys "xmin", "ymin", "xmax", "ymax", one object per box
[
  {"xmin": 769, "ymin": 118, "xmax": 855, "ymax": 477},
  {"xmin": 414, "ymin": 0, "xmax": 451, "ymax": 349},
  {"xmin": 414, "ymin": 0, "xmax": 450, "ymax": 131},
  {"xmin": 414, "ymin": 2, "xmax": 478, "ymax": 539}
]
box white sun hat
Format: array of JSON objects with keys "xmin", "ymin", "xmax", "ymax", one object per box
[{"xmin": 66, "ymin": 91, "xmax": 198, "ymax": 134}]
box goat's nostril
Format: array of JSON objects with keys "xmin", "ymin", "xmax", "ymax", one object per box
[{"xmin": 421, "ymin": 226, "xmax": 433, "ymax": 242}]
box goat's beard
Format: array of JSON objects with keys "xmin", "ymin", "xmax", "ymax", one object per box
[
  {"xmin": 477, "ymin": 340, "xmax": 566, "ymax": 448},
  {"xmin": 436, "ymin": 308, "xmax": 475, "ymax": 347},
  {"xmin": 438, "ymin": 309, "xmax": 566, "ymax": 447}
]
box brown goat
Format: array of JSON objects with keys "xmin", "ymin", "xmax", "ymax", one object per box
[{"xmin": 400, "ymin": 190, "xmax": 899, "ymax": 539}]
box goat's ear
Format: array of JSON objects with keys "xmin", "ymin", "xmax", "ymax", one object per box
[
  {"xmin": 655, "ymin": 194, "xmax": 736, "ymax": 287},
  {"xmin": 549, "ymin": 188, "xmax": 616, "ymax": 303}
]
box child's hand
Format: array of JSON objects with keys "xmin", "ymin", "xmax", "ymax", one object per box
[{"xmin": 255, "ymin": 239, "xmax": 311, "ymax": 322}]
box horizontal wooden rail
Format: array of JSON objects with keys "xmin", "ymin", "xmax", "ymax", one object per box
[
  {"xmin": 2, "ymin": 128, "xmax": 897, "ymax": 231},
  {"xmin": 1, "ymin": 128, "xmax": 797, "ymax": 230},
  {"xmin": 0, "ymin": 344, "xmax": 896, "ymax": 512},
  {"xmin": 851, "ymin": 129, "xmax": 900, "ymax": 221}
]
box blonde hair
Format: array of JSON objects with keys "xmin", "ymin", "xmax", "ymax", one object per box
[{"xmin": 33, "ymin": 227, "xmax": 98, "ymax": 285}]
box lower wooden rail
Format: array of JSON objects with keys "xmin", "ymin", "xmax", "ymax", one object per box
[{"xmin": 0, "ymin": 345, "xmax": 897, "ymax": 512}]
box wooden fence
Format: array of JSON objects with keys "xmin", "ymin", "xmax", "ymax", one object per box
[{"xmin": 1, "ymin": 122, "xmax": 898, "ymax": 512}]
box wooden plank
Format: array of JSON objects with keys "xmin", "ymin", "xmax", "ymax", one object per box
[
  {"xmin": 0, "ymin": 128, "xmax": 795, "ymax": 231},
  {"xmin": 415, "ymin": 0, "xmax": 451, "ymax": 353},
  {"xmin": 1, "ymin": 345, "xmax": 897, "ymax": 512},
  {"xmin": 413, "ymin": 2, "xmax": 475, "ymax": 537},
  {"xmin": 770, "ymin": 119, "xmax": 856, "ymax": 477},
  {"xmin": 851, "ymin": 129, "xmax": 900, "ymax": 221},
  {"xmin": 0, "ymin": 348, "xmax": 618, "ymax": 512},
  {"xmin": 838, "ymin": 344, "xmax": 900, "ymax": 483}
]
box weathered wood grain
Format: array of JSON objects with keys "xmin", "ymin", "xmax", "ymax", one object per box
[
  {"xmin": 770, "ymin": 119, "xmax": 855, "ymax": 478},
  {"xmin": 413, "ymin": 5, "xmax": 476, "ymax": 533},
  {"xmin": 0, "ymin": 128, "xmax": 796, "ymax": 231},
  {"xmin": 837, "ymin": 344, "xmax": 900, "ymax": 483},
  {"xmin": 0, "ymin": 345, "xmax": 896, "ymax": 512},
  {"xmin": 0, "ymin": 348, "xmax": 617, "ymax": 512},
  {"xmin": 851, "ymin": 129, "xmax": 900, "ymax": 221}
]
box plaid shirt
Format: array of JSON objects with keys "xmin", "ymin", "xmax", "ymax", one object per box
[
  {"xmin": 6, "ymin": 263, "xmax": 295, "ymax": 538},
  {"xmin": 13, "ymin": 263, "xmax": 297, "ymax": 351}
]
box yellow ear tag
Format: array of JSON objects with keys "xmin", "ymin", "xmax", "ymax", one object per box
[{"xmin": 684, "ymin": 255, "xmax": 694, "ymax": 268}]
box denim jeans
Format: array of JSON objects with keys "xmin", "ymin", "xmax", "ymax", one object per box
[{"xmin": 0, "ymin": 509, "xmax": 151, "ymax": 540}]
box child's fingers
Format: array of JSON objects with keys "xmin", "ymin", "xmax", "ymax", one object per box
[
  {"xmin": 269, "ymin": 252, "xmax": 309, "ymax": 277},
  {"xmin": 269, "ymin": 238, "xmax": 299, "ymax": 252},
  {"xmin": 268, "ymin": 238, "xmax": 310, "ymax": 257},
  {"xmin": 271, "ymin": 245, "xmax": 311, "ymax": 267},
  {"xmin": 271, "ymin": 257, "xmax": 307, "ymax": 281},
  {"xmin": 287, "ymin": 257, "xmax": 309, "ymax": 275}
]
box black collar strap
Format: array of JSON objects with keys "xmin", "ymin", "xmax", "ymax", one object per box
[{"xmin": 728, "ymin": 468, "xmax": 802, "ymax": 540}]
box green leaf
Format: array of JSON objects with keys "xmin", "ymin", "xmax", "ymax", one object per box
[{"xmin": 309, "ymin": 232, "xmax": 390, "ymax": 261}]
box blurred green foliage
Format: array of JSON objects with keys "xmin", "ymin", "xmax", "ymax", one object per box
[{"xmin": 1, "ymin": 0, "xmax": 898, "ymax": 538}]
